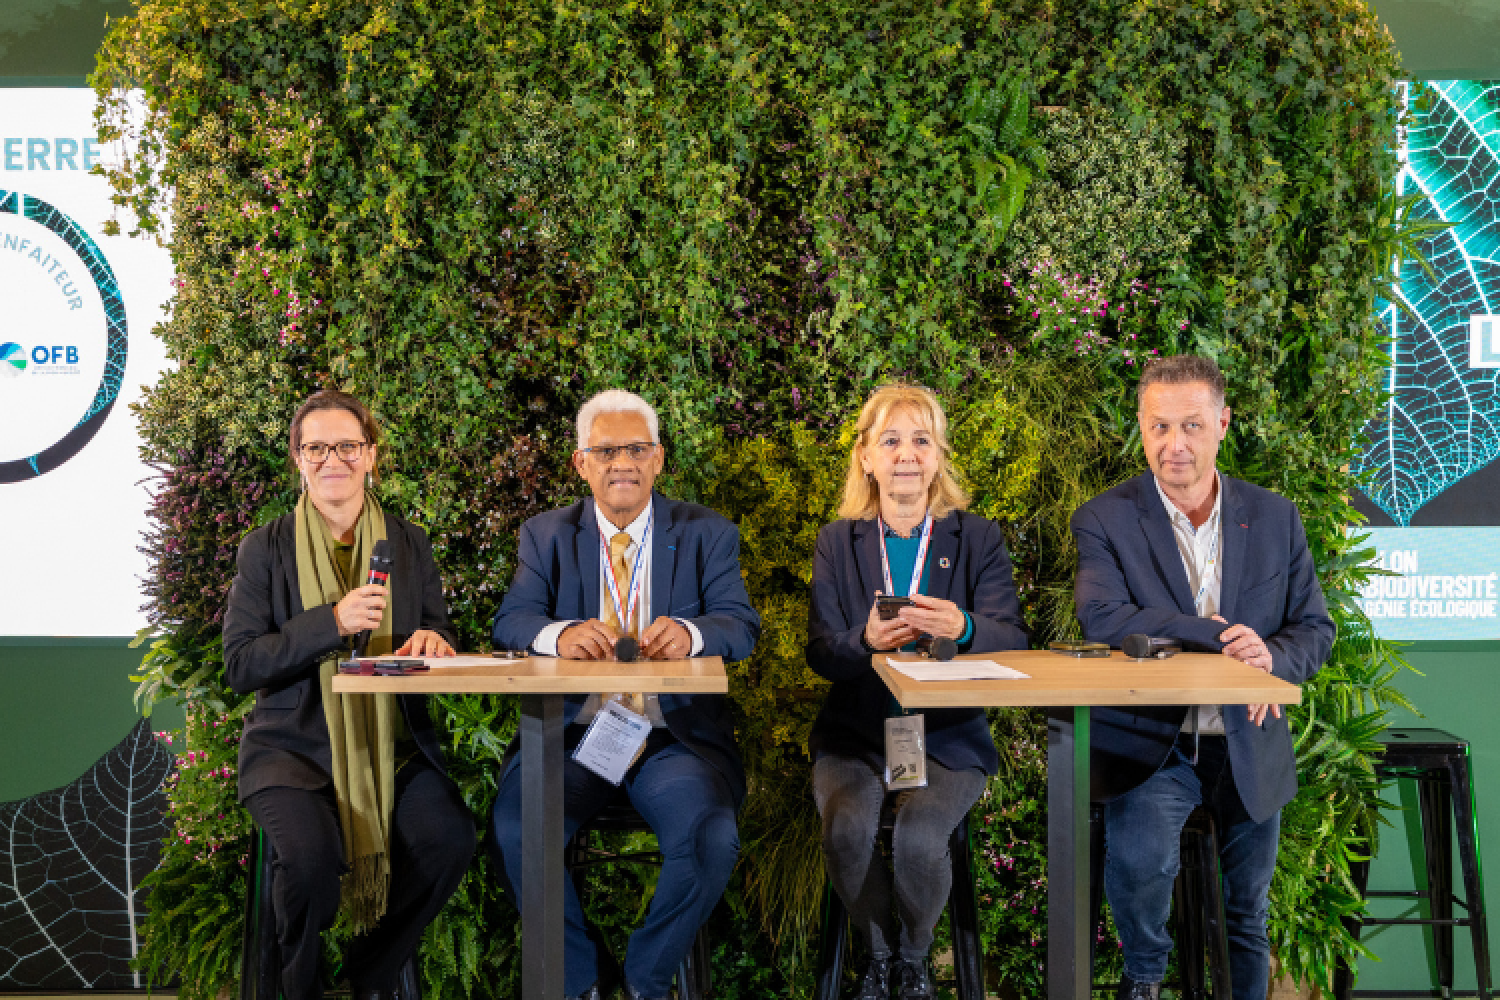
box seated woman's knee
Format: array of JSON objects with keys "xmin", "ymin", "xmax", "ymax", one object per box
[{"xmin": 822, "ymin": 799, "xmax": 878, "ymax": 858}]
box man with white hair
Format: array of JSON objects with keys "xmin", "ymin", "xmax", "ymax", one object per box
[{"xmin": 489, "ymin": 389, "xmax": 760, "ymax": 1000}]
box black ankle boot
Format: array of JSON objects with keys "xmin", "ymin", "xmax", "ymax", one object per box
[
  {"xmin": 893, "ymin": 957, "xmax": 935, "ymax": 1000},
  {"xmin": 395, "ymin": 955, "xmax": 422, "ymax": 1000},
  {"xmin": 855, "ymin": 955, "xmax": 893, "ymax": 1000},
  {"xmin": 1117, "ymin": 975, "xmax": 1161, "ymax": 1000}
]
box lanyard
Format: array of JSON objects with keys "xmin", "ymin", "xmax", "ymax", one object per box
[
  {"xmin": 599, "ymin": 506, "xmax": 652, "ymax": 633},
  {"xmin": 876, "ymin": 514, "xmax": 933, "ymax": 598},
  {"xmin": 1190, "ymin": 511, "xmax": 1221, "ymax": 616}
]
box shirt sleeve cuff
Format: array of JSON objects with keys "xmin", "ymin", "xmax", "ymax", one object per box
[
  {"xmin": 959, "ymin": 612, "xmax": 974, "ymax": 645},
  {"xmin": 532, "ymin": 621, "xmax": 575, "ymax": 656},
  {"xmin": 676, "ymin": 618, "xmax": 705, "ymax": 656}
]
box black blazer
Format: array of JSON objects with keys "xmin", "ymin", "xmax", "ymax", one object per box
[
  {"xmin": 224, "ymin": 511, "xmax": 459, "ymax": 801},
  {"xmin": 490, "ymin": 493, "xmax": 761, "ymax": 805},
  {"xmin": 806, "ymin": 511, "xmax": 1030, "ymax": 776},
  {"xmin": 1071, "ymin": 472, "xmax": 1336, "ymax": 822}
]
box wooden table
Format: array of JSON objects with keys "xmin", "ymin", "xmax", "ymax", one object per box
[
  {"xmin": 872, "ymin": 650, "xmax": 1302, "ymax": 1000},
  {"xmin": 333, "ymin": 655, "xmax": 728, "ymax": 1000}
]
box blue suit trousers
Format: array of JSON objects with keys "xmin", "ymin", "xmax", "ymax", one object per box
[{"xmin": 490, "ymin": 729, "xmax": 739, "ymax": 997}]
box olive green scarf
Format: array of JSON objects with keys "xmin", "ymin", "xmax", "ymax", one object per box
[{"xmin": 295, "ymin": 490, "xmax": 396, "ymax": 933}]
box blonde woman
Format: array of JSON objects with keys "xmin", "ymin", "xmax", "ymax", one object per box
[{"xmin": 807, "ymin": 385, "xmax": 1028, "ymax": 1000}]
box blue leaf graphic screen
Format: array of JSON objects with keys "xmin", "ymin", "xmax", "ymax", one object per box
[{"xmin": 1351, "ymin": 80, "xmax": 1500, "ymax": 639}]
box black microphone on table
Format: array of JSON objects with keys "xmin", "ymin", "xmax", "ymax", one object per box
[
  {"xmin": 353, "ymin": 539, "xmax": 394, "ymax": 658},
  {"xmin": 915, "ymin": 636, "xmax": 958, "ymax": 661},
  {"xmin": 1122, "ymin": 634, "xmax": 1182, "ymax": 660},
  {"xmin": 615, "ymin": 636, "xmax": 641, "ymax": 662}
]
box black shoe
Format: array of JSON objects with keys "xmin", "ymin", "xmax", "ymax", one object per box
[
  {"xmin": 855, "ymin": 955, "xmax": 893, "ymax": 1000},
  {"xmin": 1117, "ymin": 975, "xmax": 1161, "ymax": 1000},
  {"xmin": 624, "ymin": 984, "xmax": 666, "ymax": 1000},
  {"xmin": 893, "ymin": 957, "xmax": 935, "ymax": 1000},
  {"xmin": 395, "ymin": 955, "xmax": 422, "ymax": 1000},
  {"xmin": 570, "ymin": 985, "xmax": 602, "ymax": 1000}
]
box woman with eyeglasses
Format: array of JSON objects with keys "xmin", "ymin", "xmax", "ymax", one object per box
[
  {"xmin": 223, "ymin": 390, "xmax": 474, "ymax": 1000},
  {"xmin": 807, "ymin": 384, "xmax": 1029, "ymax": 1000}
]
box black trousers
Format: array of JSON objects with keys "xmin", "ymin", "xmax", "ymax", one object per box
[{"xmin": 244, "ymin": 758, "xmax": 475, "ymax": 1000}]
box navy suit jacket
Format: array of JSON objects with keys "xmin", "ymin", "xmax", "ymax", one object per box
[
  {"xmin": 491, "ymin": 492, "xmax": 760, "ymax": 804},
  {"xmin": 806, "ymin": 511, "xmax": 1030, "ymax": 776},
  {"xmin": 1071, "ymin": 472, "xmax": 1335, "ymax": 822}
]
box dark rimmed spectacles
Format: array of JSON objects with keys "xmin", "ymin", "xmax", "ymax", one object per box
[
  {"xmin": 581, "ymin": 442, "xmax": 657, "ymax": 462},
  {"xmin": 299, "ymin": 440, "xmax": 369, "ymax": 463}
]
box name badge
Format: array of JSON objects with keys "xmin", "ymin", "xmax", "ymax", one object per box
[
  {"xmin": 572, "ymin": 699, "xmax": 651, "ymax": 785},
  {"xmin": 884, "ymin": 714, "xmax": 928, "ymax": 790}
]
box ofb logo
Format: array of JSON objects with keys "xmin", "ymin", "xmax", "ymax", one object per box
[
  {"xmin": 0, "ymin": 190, "xmax": 127, "ymax": 483},
  {"xmin": 0, "ymin": 342, "xmax": 26, "ymax": 377}
]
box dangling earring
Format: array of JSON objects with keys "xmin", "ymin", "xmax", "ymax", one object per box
[
  {"xmin": 366, "ymin": 472, "xmax": 373, "ymax": 490},
  {"xmin": 300, "ymin": 472, "xmax": 308, "ymax": 492}
]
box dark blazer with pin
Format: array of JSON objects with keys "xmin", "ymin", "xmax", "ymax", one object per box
[
  {"xmin": 806, "ymin": 511, "xmax": 1030, "ymax": 776},
  {"xmin": 1071, "ymin": 471, "xmax": 1335, "ymax": 822},
  {"xmin": 490, "ymin": 492, "xmax": 761, "ymax": 805}
]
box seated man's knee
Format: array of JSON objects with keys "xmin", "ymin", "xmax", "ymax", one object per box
[
  {"xmin": 694, "ymin": 807, "xmax": 740, "ymax": 883},
  {"xmin": 891, "ymin": 810, "xmax": 956, "ymax": 875},
  {"xmin": 1105, "ymin": 828, "xmax": 1179, "ymax": 891}
]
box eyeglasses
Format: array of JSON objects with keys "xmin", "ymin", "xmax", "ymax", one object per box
[
  {"xmin": 299, "ymin": 440, "xmax": 369, "ymax": 463},
  {"xmin": 581, "ymin": 442, "xmax": 657, "ymax": 462}
]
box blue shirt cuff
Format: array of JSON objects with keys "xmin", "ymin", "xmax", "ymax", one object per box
[{"xmin": 959, "ymin": 611, "xmax": 974, "ymax": 645}]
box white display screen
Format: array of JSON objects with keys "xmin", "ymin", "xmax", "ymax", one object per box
[{"xmin": 0, "ymin": 90, "xmax": 171, "ymax": 636}]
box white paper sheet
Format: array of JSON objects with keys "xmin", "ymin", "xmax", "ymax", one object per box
[
  {"xmin": 885, "ymin": 658, "xmax": 1030, "ymax": 681},
  {"xmin": 367, "ymin": 654, "xmax": 522, "ymax": 668}
]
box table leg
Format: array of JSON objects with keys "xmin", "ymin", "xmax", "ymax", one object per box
[
  {"xmin": 520, "ymin": 693, "xmax": 565, "ymax": 1000},
  {"xmin": 1048, "ymin": 705, "xmax": 1092, "ymax": 1000}
]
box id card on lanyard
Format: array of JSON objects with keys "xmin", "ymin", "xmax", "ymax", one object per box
[
  {"xmin": 878, "ymin": 514, "xmax": 933, "ymax": 790},
  {"xmin": 571, "ymin": 507, "xmax": 654, "ymax": 784}
]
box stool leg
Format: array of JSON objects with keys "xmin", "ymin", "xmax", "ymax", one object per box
[
  {"xmin": 1091, "ymin": 805, "xmax": 1106, "ymax": 976},
  {"xmin": 948, "ymin": 814, "xmax": 986, "ymax": 1000},
  {"xmin": 1333, "ymin": 855, "xmax": 1373, "ymax": 1000},
  {"xmin": 240, "ymin": 827, "xmax": 280, "ymax": 1000},
  {"xmin": 1199, "ymin": 825, "xmax": 1232, "ymax": 1000},
  {"xmin": 1174, "ymin": 843, "xmax": 1207, "ymax": 1000},
  {"xmin": 1449, "ymin": 755, "xmax": 1492, "ymax": 1000},
  {"xmin": 1420, "ymin": 773, "xmax": 1457, "ymax": 999},
  {"xmin": 815, "ymin": 878, "xmax": 850, "ymax": 1000}
]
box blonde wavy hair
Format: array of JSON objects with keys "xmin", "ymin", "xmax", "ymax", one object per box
[{"xmin": 837, "ymin": 384, "xmax": 970, "ymax": 521}]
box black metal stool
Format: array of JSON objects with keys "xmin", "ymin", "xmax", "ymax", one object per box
[
  {"xmin": 812, "ymin": 800, "xmax": 985, "ymax": 1000},
  {"xmin": 565, "ymin": 796, "xmax": 713, "ymax": 1000},
  {"xmin": 1333, "ymin": 728, "xmax": 1492, "ymax": 1000},
  {"xmin": 239, "ymin": 825, "xmax": 422, "ymax": 1000},
  {"xmin": 1090, "ymin": 805, "xmax": 1232, "ymax": 1000}
]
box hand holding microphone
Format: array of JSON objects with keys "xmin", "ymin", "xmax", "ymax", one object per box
[{"xmin": 335, "ymin": 540, "xmax": 393, "ymax": 655}]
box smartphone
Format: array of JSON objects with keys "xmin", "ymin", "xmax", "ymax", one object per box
[
  {"xmin": 876, "ymin": 596, "xmax": 914, "ymax": 620},
  {"xmin": 492, "ymin": 649, "xmax": 530, "ymax": 659}
]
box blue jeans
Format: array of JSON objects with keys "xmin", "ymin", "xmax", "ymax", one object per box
[
  {"xmin": 1104, "ymin": 734, "xmax": 1280, "ymax": 1000},
  {"xmin": 489, "ymin": 729, "xmax": 740, "ymax": 997}
]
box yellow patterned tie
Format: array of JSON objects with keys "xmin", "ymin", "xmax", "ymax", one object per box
[{"xmin": 601, "ymin": 531, "xmax": 645, "ymax": 715}]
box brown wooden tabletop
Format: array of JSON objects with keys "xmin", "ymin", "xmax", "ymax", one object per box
[
  {"xmin": 872, "ymin": 649, "xmax": 1302, "ymax": 709},
  {"xmin": 329, "ymin": 654, "xmax": 728, "ymax": 695}
]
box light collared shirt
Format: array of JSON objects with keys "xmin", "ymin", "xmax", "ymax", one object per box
[
  {"xmin": 531, "ymin": 499, "xmax": 704, "ymax": 726},
  {"xmin": 1154, "ymin": 473, "xmax": 1225, "ymax": 735}
]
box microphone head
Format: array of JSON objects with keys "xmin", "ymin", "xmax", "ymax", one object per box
[
  {"xmin": 928, "ymin": 637, "xmax": 958, "ymax": 661},
  {"xmin": 366, "ymin": 538, "xmax": 394, "ymax": 587},
  {"xmin": 615, "ymin": 636, "xmax": 640, "ymax": 662},
  {"xmin": 1122, "ymin": 634, "xmax": 1153, "ymax": 659}
]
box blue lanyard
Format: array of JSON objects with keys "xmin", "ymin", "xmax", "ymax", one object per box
[{"xmin": 599, "ymin": 506, "xmax": 651, "ymax": 632}]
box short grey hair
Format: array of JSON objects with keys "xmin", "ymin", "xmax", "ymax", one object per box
[
  {"xmin": 575, "ymin": 389, "xmax": 660, "ymax": 448},
  {"xmin": 1137, "ymin": 354, "xmax": 1226, "ymax": 409}
]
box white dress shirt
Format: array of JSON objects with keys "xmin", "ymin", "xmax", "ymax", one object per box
[
  {"xmin": 1155, "ymin": 473, "xmax": 1225, "ymax": 735},
  {"xmin": 531, "ymin": 499, "xmax": 704, "ymax": 726}
]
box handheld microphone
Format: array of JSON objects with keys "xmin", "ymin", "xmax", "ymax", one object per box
[
  {"xmin": 915, "ymin": 636, "xmax": 958, "ymax": 661},
  {"xmin": 1122, "ymin": 634, "xmax": 1181, "ymax": 660},
  {"xmin": 353, "ymin": 540, "xmax": 393, "ymax": 658},
  {"xmin": 614, "ymin": 636, "xmax": 641, "ymax": 662}
]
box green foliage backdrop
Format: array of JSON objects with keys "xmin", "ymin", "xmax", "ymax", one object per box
[{"xmin": 96, "ymin": 0, "xmax": 1417, "ymax": 995}]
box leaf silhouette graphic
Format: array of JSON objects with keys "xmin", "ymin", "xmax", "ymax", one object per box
[
  {"xmin": 0, "ymin": 719, "xmax": 174, "ymax": 988},
  {"xmin": 1354, "ymin": 81, "xmax": 1500, "ymax": 525}
]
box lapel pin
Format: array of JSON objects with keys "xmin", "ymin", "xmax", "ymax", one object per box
[
  {"xmin": 939, "ymin": 557, "xmax": 951, "ymax": 569},
  {"xmin": 1239, "ymin": 523, "xmax": 1248, "ymax": 529}
]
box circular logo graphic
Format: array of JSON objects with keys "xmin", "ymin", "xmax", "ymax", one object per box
[
  {"xmin": 0, "ymin": 342, "xmax": 26, "ymax": 378},
  {"xmin": 0, "ymin": 191, "xmax": 127, "ymax": 483}
]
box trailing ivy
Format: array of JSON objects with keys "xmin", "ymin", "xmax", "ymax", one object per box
[{"xmin": 97, "ymin": 0, "xmax": 1413, "ymax": 995}]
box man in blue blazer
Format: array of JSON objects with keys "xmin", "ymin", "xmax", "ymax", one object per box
[
  {"xmin": 1071, "ymin": 355, "xmax": 1335, "ymax": 1000},
  {"xmin": 490, "ymin": 389, "xmax": 760, "ymax": 1000}
]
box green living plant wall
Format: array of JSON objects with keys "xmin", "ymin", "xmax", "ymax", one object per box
[{"xmin": 95, "ymin": 0, "xmax": 1419, "ymax": 995}]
